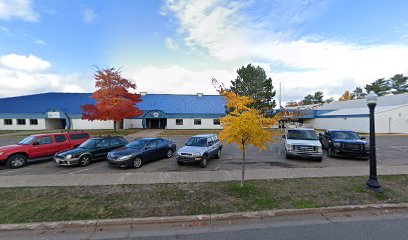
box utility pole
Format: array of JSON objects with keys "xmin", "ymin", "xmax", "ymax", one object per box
[{"xmin": 279, "ymin": 81, "xmax": 282, "ymax": 109}]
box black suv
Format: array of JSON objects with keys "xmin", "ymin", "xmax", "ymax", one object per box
[{"xmin": 319, "ymin": 130, "xmax": 369, "ymax": 159}]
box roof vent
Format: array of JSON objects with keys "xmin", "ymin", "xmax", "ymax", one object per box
[
  {"xmin": 140, "ymin": 92, "xmax": 147, "ymax": 96},
  {"xmin": 197, "ymin": 93, "xmax": 203, "ymax": 97}
]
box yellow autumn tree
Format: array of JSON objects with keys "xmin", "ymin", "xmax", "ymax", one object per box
[
  {"xmin": 339, "ymin": 91, "xmax": 353, "ymax": 101},
  {"xmin": 219, "ymin": 90, "xmax": 280, "ymax": 187}
]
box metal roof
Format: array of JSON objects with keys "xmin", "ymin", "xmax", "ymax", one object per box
[
  {"xmin": 316, "ymin": 93, "xmax": 408, "ymax": 110},
  {"xmin": 318, "ymin": 105, "xmax": 407, "ymax": 117},
  {"xmin": 0, "ymin": 92, "xmax": 227, "ymax": 117}
]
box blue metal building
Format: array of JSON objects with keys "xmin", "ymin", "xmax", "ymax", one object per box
[{"xmin": 0, "ymin": 92, "xmax": 227, "ymax": 130}]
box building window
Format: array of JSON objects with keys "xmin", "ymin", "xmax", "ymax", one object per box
[
  {"xmin": 213, "ymin": 119, "xmax": 220, "ymax": 125},
  {"xmin": 4, "ymin": 119, "xmax": 12, "ymax": 125},
  {"xmin": 17, "ymin": 119, "xmax": 26, "ymax": 125},
  {"xmin": 30, "ymin": 119, "xmax": 38, "ymax": 125},
  {"xmin": 194, "ymin": 119, "xmax": 201, "ymax": 125},
  {"xmin": 176, "ymin": 119, "xmax": 183, "ymax": 125}
]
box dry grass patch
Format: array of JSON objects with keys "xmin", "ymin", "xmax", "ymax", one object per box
[{"xmin": 1, "ymin": 175, "xmax": 407, "ymax": 224}]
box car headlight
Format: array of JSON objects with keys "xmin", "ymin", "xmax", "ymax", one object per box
[
  {"xmin": 333, "ymin": 142, "xmax": 341, "ymax": 147},
  {"xmin": 118, "ymin": 155, "xmax": 133, "ymax": 161},
  {"xmin": 286, "ymin": 144, "xmax": 292, "ymax": 150},
  {"xmin": 318, "ymin": 146, "xmax": 322, "ymax": 152},
  {"xmin": 192, "ymin": 152, "xmax": 201, "ymax": 157},
  {"xmin": 0, "ymin": 152, "xmax": 4, "ymax": 156},
  {"xmin": 66, "ymin": 154, "xmax": 72, "ymax": 159}
]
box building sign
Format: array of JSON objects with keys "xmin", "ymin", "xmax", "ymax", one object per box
[{"xmin": 47, "ymin": 112, "xmax": 61, "ymax": 118}]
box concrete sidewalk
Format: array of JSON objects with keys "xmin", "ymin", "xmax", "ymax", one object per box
[{"xmin": 1, "ymin": 165, "xmax": 408, "ymax": 187}]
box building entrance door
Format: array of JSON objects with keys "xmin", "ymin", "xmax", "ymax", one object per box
[{"xmin": 146, "ymin": 118, "xmax": 166, "ymax": 129}]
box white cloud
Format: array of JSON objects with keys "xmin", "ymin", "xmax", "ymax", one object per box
[
  {"xmin": 0, "ymin": 54, "xmax": 94, "ymax": 98},
  {"xmin": 0, "ymin": 54, "xmax": 51, "ymax": 72},
  {"xmin": 33, "ymin": 39, "xmax": 46, "ymax": 45},
  {"xmin": 0, "ymin": 0, "xmax": 39, "ymax": 22},
  {"xmin": 164, "ymin": 37, "xmax": 180, "ymax": 51},
  {"xmin": 80, "ymin": 6, "xmax": 96, "ymax": 24},
  {"xmin": 125, "ymin": 65, "xmax": 235, "ymax": 95},
  {"xmin": 165, "ymin": 0, "xmax": 408, "ymax": 102}
]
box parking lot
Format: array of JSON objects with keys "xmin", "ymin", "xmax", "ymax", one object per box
[{"xmin": 1, "ymin": 134, "xmax": 408, "ymax": 176}]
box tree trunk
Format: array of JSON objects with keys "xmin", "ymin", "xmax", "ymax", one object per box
[
  {"xmin": 241, "ymin": 147, "xmax": 246, "ymax": 187},
  {"xmin": 114, "ymin": 120, "xmax": 117, "ymax": 132}
]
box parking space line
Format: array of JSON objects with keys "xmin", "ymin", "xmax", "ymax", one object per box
[
  {"xmin": 67, "ymin": 164, "xmax": 106, "ymax": 175},
  {"xmin": 0, "ymin": 170, "xmax": 18, "ymax": 175}
]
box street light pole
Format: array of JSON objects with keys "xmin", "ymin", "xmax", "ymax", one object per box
[{"xmin": 365, "ymin": 92, "xmax": 382, "ymax": 193}]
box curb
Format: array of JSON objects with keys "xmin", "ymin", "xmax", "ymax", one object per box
[{"xmin": 1, "ymin": 203, "xmax": 408, "ymax": 231}]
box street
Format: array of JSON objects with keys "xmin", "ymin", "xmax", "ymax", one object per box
[{"xmin": 2, "ymin": 209, "xmax": 408, "ymax": 240}]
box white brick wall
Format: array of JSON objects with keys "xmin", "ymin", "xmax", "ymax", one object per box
[
  {"xmin": 70, "ymin": 119, "xmax": 114, "ymax": 130},
  {"xmin": 305, "ymin": 105, "xmax": 408, "ymax": 133},
  {"xmin": 167, "ymin": 118, "xmax": 222, "ymax": 129},
  {"xmin": 124, "ymin": 119, "xmax": 143, "ymax": 129},
  {"xmin": 0, "ymin": 118, "xmax": 46, "ymax": 130}
]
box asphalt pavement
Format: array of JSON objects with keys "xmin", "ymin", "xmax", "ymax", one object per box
[
  {"xmin": 0, "ymin": 135, "xmax": 407, "ymax": 176},
  {"xmin": 2, "ymin": 208, "xmax": 408, "ymax": 240}
]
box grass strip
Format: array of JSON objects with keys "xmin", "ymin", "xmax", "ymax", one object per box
[{"xmin": 0, "ymin": 175, "xmax": 407, "ymax": 224}]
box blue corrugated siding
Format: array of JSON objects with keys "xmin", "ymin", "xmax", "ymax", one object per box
[{"xmin": 0, "ymin": 92, "xmax": 227, "ymax": 118}]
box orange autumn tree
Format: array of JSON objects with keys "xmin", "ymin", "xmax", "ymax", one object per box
[
  {"xmin": 216, "ymin": 83, "xmax": 280, "ymax": 187},
  {"xmin": 81, "ymin": 67, "xmax": 143, "ymax": 131}
]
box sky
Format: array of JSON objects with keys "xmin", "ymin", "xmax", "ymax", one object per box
[{"xmin": 1, "ymin": 0, "xmax": 408, "ymax": 104}]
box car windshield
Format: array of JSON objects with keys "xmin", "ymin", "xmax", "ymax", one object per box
[
  {"xmin": 18, "ymin": 136, "xmax": 37, "ymax": 145},
  {"xmin": 331, "ymin": 131, "xmax": 360, "ymax": 140},
  {"xmin": 186, "ymin": 137, "xmax": 207, "ymax": 147},
  {"xmin": 287, "ymin": 130, "xmax": 318, "ymax": 140},
  {"xmin": 126, "ymin": 139, "xmax": 149, "ymax": 149},
  {"xmin": 79, "ymin": 139, "xmax": 99, "ymax": 149}
]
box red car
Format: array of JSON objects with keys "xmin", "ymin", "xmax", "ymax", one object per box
[{"xmin": 0, "ymin": 132, "xmax": 90, "ymax": 168}]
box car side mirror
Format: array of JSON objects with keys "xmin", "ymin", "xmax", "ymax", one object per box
[
  {"xmin": 360, "ymin": 137, "xmax": 366, "ymax": 140},
  {"xmin": 33, "ymin": 142, "xmax": 40, "ymax": 146},
  {"xmin": 318, "ymin": 133, "xmax": 323, "ymax": 137}
]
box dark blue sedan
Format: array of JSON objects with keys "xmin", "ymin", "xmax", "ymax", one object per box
[{"xmin": 106, "ymin": 138, "xmax": 176, "ymax": 168}]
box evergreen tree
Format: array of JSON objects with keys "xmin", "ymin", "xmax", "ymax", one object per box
[
  {"xmin": 364, "ymin": 78, "xmax": 391, "ymax": 96},
  {"xmin": 230, "ymin": 64, "xmax": 276, "ymax": 111},
  {"xmin": 389, "ymin": 74, "xmax": 408, "ymax": 94},
  {"xmin": 352, "ymin": 87, "xmax": 366, "ymax": 99},
  {"xmin": 301, "ymin": 91, "xmax": 324, "ymax": 105}
]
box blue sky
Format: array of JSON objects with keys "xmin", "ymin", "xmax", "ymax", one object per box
[{"xmin": 1, "ymin": 0, "xmax": 408, "ymax": 102}]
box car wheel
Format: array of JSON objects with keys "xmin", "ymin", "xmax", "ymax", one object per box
[
  {"xmin": 285, "ymin": 151, "xmax": 291, "ymax": 159},
  {"xmin": 133, "ymin": 157, "xmax": 143, "ymax": 168},
  {"xmin": 177, "ymin": 160, "xmax": 184, "ymax": 165},
  {"xmin": 215, "ymin": 149, "xmax": 221, "ymax": 159},
  {"xmin": 166, "ymin": 149, "xmax": 173, "ymax": 158},
  {"xmin": 200, "ymin": 155, "xmax": 208, "ymax": 168},
  {"xmin": 6, "ymin": 154, "xmax": 27, "ymax": 169},
  {"xmin": 79, "ymin": 155, "xmax": 91, "ymax": 167}
]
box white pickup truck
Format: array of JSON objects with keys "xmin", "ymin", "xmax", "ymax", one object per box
[{"xmin": 283, "ymin": 128, "xmax": 323, "ymax": 162}]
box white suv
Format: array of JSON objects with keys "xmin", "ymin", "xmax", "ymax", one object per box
[
  {"xmin": 176, "ymin": 134, "xmax": 223, "ymax": 168},
  {"xmin": 283, "ymin": 128, "xmax": 323, "ymax": 162}
]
